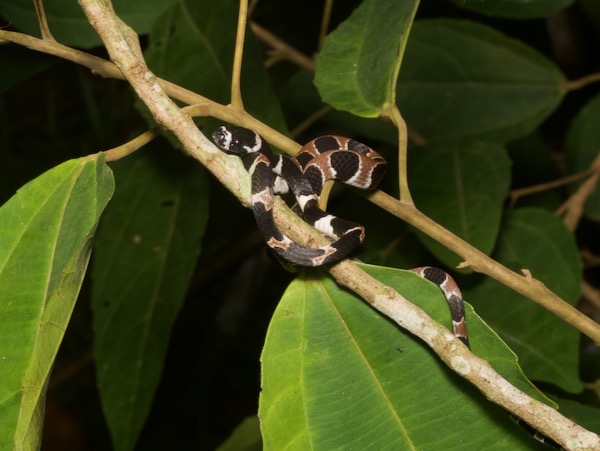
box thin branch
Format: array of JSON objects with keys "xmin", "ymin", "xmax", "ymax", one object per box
[
  {"xmin": 318, "ymin": 0, "xmax": 334, "ymax": 50},
  {"xmin": 366, "ymin": 190, "xmax": 600, "ymax": 346},
  {"xmin": 563, "ymin": 72, "xmax": 600, "ymax": 91},
  {"xmin": 250, "ymin": 22, "xmax": 315, "ymax": 71},
  {"xmin": 582, "ymin": 248, "xmax": 600, "ymax": 267},
  {"xmin": 231, "ymin": 0, "xmax": 248, "ymax": 109},
  {"xmin": 33, "ymin": 0, "xmax": 55, "ymax": 41},
  {"xmin": 509, "ymin": 168, "xmax": 594, "ymax": 207},
  {"xmin": 387, "ymin": 104, "xmax": 413, "ymax": 204},
  {"xmin": 290, "ymin": 105, "xmax": 332, "ymax": 137},
  {"xmin": 582, "ymin": 281, "xmax": 600, "ymax": 312},
  {"xmin": 103, "ymin": 127, "xmax": 161, "ymax": 162},
  {"xmin": 555, "ymin": 152, "xmax": 600, "ymax": 232}
]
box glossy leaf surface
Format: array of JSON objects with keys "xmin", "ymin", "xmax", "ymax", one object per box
[
  {"xmin": 314, "ymin": 0, "xmax": 419, "ymax": 117},
  {"xmin": 0, "ymin": 156, "xmax": 114, "ymax": 449},
  {"xmin": 397, "ymin": 20, "xmax": 565, "ymax": 142},
  {"xmin": 260, "ymin": 267, "xmax": 550, "ymax": 450}
]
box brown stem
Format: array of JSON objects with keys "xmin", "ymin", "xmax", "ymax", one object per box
[
  {"xmin": 366, "ymin": 190, "xmax": 600, "ymax": 345},
  {"xmin": 563, "ymin": 72, "xmax": 600, "ymax": 91},
  {"xmin": 250, "ymin": 22, "xmax": 315, "ymax": 71},
  {"xmin": 231, "ymin": 0, "xmax": 248, "ymax": 109}
]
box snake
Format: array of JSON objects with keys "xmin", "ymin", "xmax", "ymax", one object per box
[
  {"xmin": 212, "ymin": 125, "xmax": 386, "ymax": 267},
  {"xmin": 212, "ymin": 124, "xmax": 561, "ymax": 449}
]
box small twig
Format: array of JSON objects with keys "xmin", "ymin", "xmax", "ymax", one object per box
[
  {"xmin": 555, "ymin": 152, "xmax": 600, "ymax": 231},
  {"xmin": 290, "ymin": 105, "xmax": 332, "ymax": 137},
  {"xmin": 231, "ymin": 0, "xmax": 248, "ymax": 109},
  {"xmin": 248, "ymin": 0, "xmax": 260, "ymax": 16},
  {"xmin": 558, "ymin": 171, "xmax": 599, "ymax": 231},
  {"xmin": 386, "ymin": 105, "xmax": 413, "ymax": 204},
  {"xmin": 103, "ymin": 127, "xmax": 161, "ymax": 162},
  {"xmin": 581, "ymin": 281, "xmax": 600, "ymax": 312},
  {"xmin": 563, "ymin": 72, "xmax": 600, "ymax": 91},
  {"xmin": 318, "ymin": 0, "xmax": 334, "ymax": 51},
  {"xmin": 582, "ymin": 248, "xmax": 600, "ymax": 267},
  {"xmin": 33, "ymin": 0, "xmax": 55, "ymax": 41},
  {"xmin": 509, "ymin": 168, "xmax": 593, "ymax": 208},
  {"xmin": 250, "ymin": 22, "xmax": 315, "ymax": 71}
]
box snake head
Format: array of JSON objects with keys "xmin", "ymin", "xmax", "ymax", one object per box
[{"xmin": 212, "ymin": 125, "xmax": 262, "ymax": 155}]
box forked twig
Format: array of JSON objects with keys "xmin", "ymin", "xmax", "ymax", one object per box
[{"xmin": 33, "ymin": 0, "xmax": 55, "ymax": 41}]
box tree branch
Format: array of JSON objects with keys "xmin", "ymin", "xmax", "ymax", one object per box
[{"xmin": 1, "ymin": 18, "xmax": 598, "ymax": 346}]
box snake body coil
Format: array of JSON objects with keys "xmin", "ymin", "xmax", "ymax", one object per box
[{"xmin": 212, "ymin": 125, "xmax": 386, "ymax": 267}]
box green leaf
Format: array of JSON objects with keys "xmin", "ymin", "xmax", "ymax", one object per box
[
  {"xmin": 466, "ymin": 208, "xmax": 583, "ymax": 393},
  {"xmin": 565, "ymin": 92, "xmax": 600, "ymax": 222},
  {"xmin": 314, "ymin": 0, "xmax": 419, "ymax": 117},
  {"xmin": 144, "ymin": 0, "xmax": 286, "ymax": 130},
  {"xmin": 0, "ymin": 155, "xmax": 114, "ymax": 449},
  {"xmin": 410, "ymin": 141, "xmax": 512, "ymax": 267},
  {"xmin": 259, "ymin": 267, "xmax": 551, "ymax": 450},
  {"xmin": 449, "ymin": 0, "xmax": 575, "ymax": 19},
  {"xmin": 91, "ymin": 145, "xmax": 209, "ymax": 451},
  {"xmin": 0, "ymin": 0, "xmax": 177, "ymax": 48},
  {"xmin": 397, "ymin": 19, "xmax": 565, "ymax": 142}
]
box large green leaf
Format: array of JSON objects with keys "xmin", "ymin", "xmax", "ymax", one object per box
[
  {"xmin": 466, "ymin": 208, "xmax": 582, "ymax": 393},
  {"xmin": 314, "ymin": 0, "xmax": 419, "ymax": 117},
  {"xmin": 0, "ymin": 0, "xmax": 177, "ymax": 48},
  {"xmin": 449, "ymin": 0, "xmax": 575, "ymax": 19},
  {"xmin": 410, "ymin": 141, "xmax": 511, "ymax": 268},
  {"xmin": 91, "ymin": 145, "xmax": 209, "ymax": 451},
  {"xmin": 397, "ymin": 19, "xmax": 565, "ymax": 143},
  {"xmin": 260, "ymin": 266, "xmax": 552, "ymax": 450},
  {"xmin": 565, "ymin": 92, "xmax": 600, "ymax": 222},
  {"xmin": 0, "ymin": 155, "xmax": 114, "ymax": 449}
]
